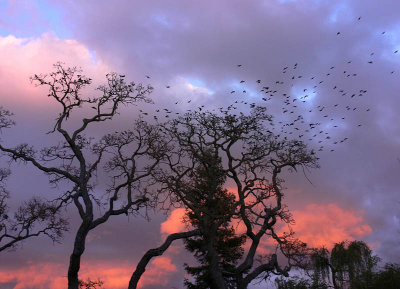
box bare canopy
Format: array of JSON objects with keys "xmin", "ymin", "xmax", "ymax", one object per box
[
  {"xmin": 142, "ymin": 107, "xmax": 319, "ymax": 288},
  {"xmin": 0, "ymin": 63, "xmax": 168, "ymax": 289}
]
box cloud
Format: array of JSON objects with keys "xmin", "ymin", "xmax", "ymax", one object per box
[
  {"xmin": 138, "ymin": 257, "xmax": 178, "ymax": 288},
  {"xmin": 1, "ymin": 1, "xmax": 400, "ymax": 288},
  {"xmin": 160, "ymin": 208, "xmax": 187, "ymax": 235},
  {"xmin": 0, "ymin": 258, "xmax": 179, "ymax": 289},
  {"xmin": 0, "ymin": 33, "xmax": 112, "ymax": 114},
  {"xmin": 0, "ymin": 262, "xmax": 66, "ymax": 289},
  {"xmin": 291, "ymin": 203, "xmax": 372, "ymax": 248}
]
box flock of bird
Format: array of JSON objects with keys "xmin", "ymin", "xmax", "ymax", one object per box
[{"xmin": 134, "ymin": 16, "xmax": 398, "ymax": 154}]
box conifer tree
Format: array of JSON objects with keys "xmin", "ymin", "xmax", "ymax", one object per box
[{"xmin": 182, "ymin": 152, "xmax": 246, "ymax": 288}]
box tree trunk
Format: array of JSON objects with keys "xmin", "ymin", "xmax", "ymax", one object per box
[
  {"xmin": 205, "ymin": 234, "xmax": 227, "ymax": 289},
  {"xmin": 331, "ymin": 268, "xmax": 339, "ymax": 289},
  {"xmin": 209, "ymin": 260, "xmax": 227, "ymax": 289},
  {"xmin": 128, "ymin": 230, "xmax": 199, "ymax": 289},
  {"xmin": 68, "ymin": 223, "xmax": 90, "ymax": 289}
]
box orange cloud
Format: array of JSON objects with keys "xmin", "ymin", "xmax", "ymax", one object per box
[
  {"xmin": 160, "ymin": 208, "xmax": 187, "ymax": 235},
  {"xmin": 0, "ymin": 262, "xmax": 66, "ymax": 289},
  {"xmin": 151, "ymin": 256, "xmax": 178, "ymax": 272},
  {"xmin": 0, "ymin": 258, "xmax": 179, "ymax": 289},
  {"xmin": 137, "ymin": 256, "xmax": 178, "ymax": 288},
  {"xmin": 80, "ymin": 258, "xmax": 178, "ymax": 289},
  {"xmin": 159, "ymin": 186, "xmax": 239, "ymax": 236},
  {"xmin": 291, "ymin": 203, "xmax": 372, "ymax": 248},
  {"xmin": 79, "ymin": 262, "xmax": 132, "ymax": 289}
]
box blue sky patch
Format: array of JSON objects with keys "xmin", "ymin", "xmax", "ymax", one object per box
[{"xmin": 0, "ymin": 0, "xmax": 71, "ymax": 38}]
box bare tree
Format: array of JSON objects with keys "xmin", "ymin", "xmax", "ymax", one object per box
[
  {"xmin": 0, "ymin": 108, "xmax": 68, "ymax": 252},
  {"xmin": 78, "ymin": 278, "xmax": 104, "ymax": 289},
  {"xmin": 0, "ymin": 167, "xmax": 68, "ymax": 252},
  {"xmin": 148, "ymin": 107, "xmax": 318, "ymax": 289},
  {"xmin": 0, "ymin": 63, "xmax": 167, "ymax": 289}
]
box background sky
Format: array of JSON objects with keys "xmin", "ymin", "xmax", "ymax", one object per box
[{"xmin": 0, "ymin": 0, "xmax": 399, "ymax": 288}]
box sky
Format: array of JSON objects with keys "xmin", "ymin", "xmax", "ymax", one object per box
[{"xmin": 0, "ymin": 0, "xmax": 399, "ymax": 288}]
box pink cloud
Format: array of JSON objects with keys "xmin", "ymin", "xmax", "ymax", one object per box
[
  {"xmin": 243, "ymin": 202, "xmax": 373, "ymax": 255},
  {"xmin": 291, "ymin": 203, "xmax": 372, "ymax": 248},
  {"xmin": 160, "ymin": 208, "xmax": 187, "ymax": 235},
  {"xmin": 0, "ymin": 258, "xmax": 179, "ymax": 289},
  {"xmin": 137, "ymin": 257, "xmax": 178, "ymax": 288},
  {"xmin": 0, "ymin": 262, "xmax": 66, "ymax": 289},
  {"xmin": 0, "ymin": 33, "xmax": 112, "ymax": 110}
]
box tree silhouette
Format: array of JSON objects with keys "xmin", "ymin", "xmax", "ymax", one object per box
[
  {"xmin": 150, "ymin": 107, "xmax": 318, "ymax": 289},
  {"xmin": 275, "ymin": 275, "xmax": 328, "ymax": 289},
  {"xmin": 301, "ymin": 240, "xmax": 379, "ymax": 289},
  {"xmin": 0, "ymin": 63, "xmax": 167, "ymax": 289},
  {"xmin": 276, "ymin": 240, "xmax": 400, "ymax": 289},
  {"xmin": 367, "ymin": 263, "xmax": 400, "ymax": 289},
  {"xmin": 78, "ymin": 278, "xmax": 104, "ymax": 289},
  {"xmin": 0, "ymin": 108, "xmax": 68, "ymax": 252},
  {"xmin": 181, "ymin": 152, "xmax": 246, "ymax": 289}
]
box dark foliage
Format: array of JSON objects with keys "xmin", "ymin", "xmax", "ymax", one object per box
[{"xmin": 182, "ymin": 154, "xmax": 246, "ymax": 288}]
